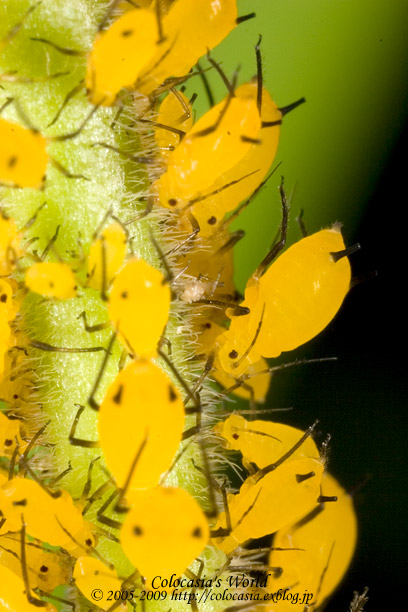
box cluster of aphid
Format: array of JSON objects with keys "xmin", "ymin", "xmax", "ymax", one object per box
[{"xmin": 0, "ymin": 1, "xmax": 363, "ymax": 611}]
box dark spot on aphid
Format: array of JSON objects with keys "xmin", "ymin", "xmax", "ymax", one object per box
[
  {"xmin": 49, "ymin": 281, "xmax": 54, "ymax": 288},
  {"xmin": 113, "ymin": 384, "xmax": 123, "ymax": 405},
  {"xmin": 133, "ymin": 525, "xmax": 143, "ymax": 536},
  {"xmin": 168, "ymin": 198, "xmax": 177, "ymax": 206},
  {"xmin": 85, "ymin": 538, "xmax": 92, "ymax": 547},
  {"xmin": 13, "ymin": 394, "xmax": 18, "ymax": 399},
  {"xmin": 192, "ymin": 526, "xmax": 202, "ymax": 538},
  {"xmin": 40, "ymin": 565, "xmax": 49, "ymax": 573},
  {"xmin": 207, "ymin": 216, "xmax": 217, "ymax": 225},
  {"xmin": 168, "ymin": 385, "xmax": 178, "ymax": 402},
  {"xmin": 94, "ymin": 570, "xmax": 100, "ymax": 576},
  {"xmin": 121, "ymin": 29, "xmax": 134, "ymax": 37},
  {"xmin": 204, "ymin": 322, "xmax": 211, "ymax": 329},
  {"xmin": 232, "ymin": 433, "xmax": 239, "ymax": 440},
  {"xmin": 4, "ymin": 439, "xmax": 13, "ymax": 447},
  {"xmin": 7, "ymin": 156, "xmax": 17, "ymax": 168},
  {"xmin": 229, "ymin": 350, "xmax": 238, "ymax": 359},
  {"xmin": 0, "ymin": 293, "xmax": 7, "ymax": 303},
  {"xmin": 13, "ymin": 498, "xmax": 27, "ymax": 506},
  {"xmin": 121, "ymin": 291, "xmax": 128, "ymax": 299},
  {"xmin": 295, "ymin": 471, "xmax": 315, "ymax": 484},
  {"xmin": 74, "ymin": 285, "xmax": 78, "ymax": 290}
]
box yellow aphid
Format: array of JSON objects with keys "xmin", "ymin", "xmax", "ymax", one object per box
[
  {"xmin": 86, "ymin": 8, "xmax": 159, "ymax": 105},
  {"xmin": 0, "ymin": 478, "xmax": 95, "ymax": 555},
  {"xmin": 121, "ymin": 486, "xmax": 209, "ymax": 588},
  {"xmin": 0, "ymin": 118, "xmax": 48, "ymax": 189},
  {"xmin": 108, "ymin": 258, "xmax": 171, "ymax": 358},
  {"xmin": 0, "ymin": 564, "xmax": 57, "ymax": 611},
  {"xmin": 87, "ymin": 222, "xmax": 127, "ymax": 291},
  {"xmin": 74, "ymin": 557, "xmax": 126, "ymax": 612},
  {"xmin": 0, "ymin": 535, "xmax": 70, "ymax": 591},
  {"xmin": 25, "ymin": 262, "xmax": 77, "ymax": 299},
  {"xmin": 218, "ymin": 227, "xmax": 352, "ymax": 376},
  {"xmin": 154, "ymin": 90, "xmax": 262, "ymax": 205},
  {"xmin": 213, "ymin": 458, "xmax": 324, "ymax": 554},
  {"xmin": 0, "ymin": 214, "xmax": 22, "ymax": 275},
  {"xmin": 0, "ymin": 412, "xmax": 28, "ymax": 458},
  {"xmin": 98, "ymin": 360, "xmax": 185, "ymax": 492},
  {"xmin": 154, "ymin": 89, "xmax": 194, "ymax": 157},
  {"xmin": 191, "ymin": 84, "xmax": 282, "ymax": 235},
  {"xmin": 214, "ymin": 415, "xmax": 320, "ymax": 470},
  {"xmin": 268, "ymin": 473, "xmax": 357, "ymax": 610},
  {"xmin": 213, "ymin": 353, "xmax": 271, "ymax": 402},
  {"xmin": 138, "ymin": 0, "xmax": 238, "ymax": 95}
]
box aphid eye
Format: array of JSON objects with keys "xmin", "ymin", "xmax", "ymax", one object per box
[
  {"xmin": 232, "ymin": 433, "xmax": 239, "ymax": 440},
  {"xmin": 7, "ymin": 156, "xmax": 17, "ymax": 168},
  {"xmin": 49, "ymin": 281, "xmax": 54, "ymax": 288},
  {"xmin": 0, "ymin": 293, "xmax": 8, "ymax": 302},
  {"xmin": 121, "ymin": 291, "xmax": 128, "ymax": 299},
  {"xmin": 40, "ymin": 565, "xmax": 49, "ymax": 573},
  {"xmin": 204, "ymin": 322, "xmax": 212, "ymax": 329},
  {"xmin": 121, "ymin": 29, "xmax": 134, "ymax": 37},
  {"xmin": 85, "ymin": 538, "xmax": 92, "ymax": 547},
  {"xmin": 207, "ymin": 216, "xmax": 217, "ymax": 225},
  {"xmin": 168, "ymin": 198, "xmax": 178, "ymax": 206},
  {"xmin": 13, "ymin": 394, "xmax": 18, "ymax": 399},
  {"xmin": 4, "ymin": 439, "xmax": 13, "ymax": 447},
  {"xmin": 133, "ymin": 525, "xmax": 143, "ymax": 536},
  {"xmin": 229, "ymin": 350, "xmax": 238, "ymax": 359},
  {"xmin": 191, "ymin": 526, "xmax": 202, "ymax": 538}
]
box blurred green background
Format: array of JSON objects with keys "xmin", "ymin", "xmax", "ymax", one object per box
[{"xmin": 183, "ymin": 1, "xmax": 408, "ymax": 609}]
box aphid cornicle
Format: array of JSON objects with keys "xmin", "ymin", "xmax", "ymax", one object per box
[
  {"xmin": 98, "ymin": 359, "xmax": 185, "ymax": 493},
  {"xmin": 120, "ymin": 485, "xmax": 209, "ymax": 589},
  {"xmin": 217, "ymin": 226, "xmax": 353, "ymax": 377},
  {"xmin": 267, "ymin": 472, "xmax": 357, "ymax": 610},
  {"xmin": 25, "ymin": 262, "xmax": 77, "ymax": 299}
]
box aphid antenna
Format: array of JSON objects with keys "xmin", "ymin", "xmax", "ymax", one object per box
[
  {"xmin": 18, "ymin": 421, "xmax": 50, "ymax": 474},
  {"xmin": 49, "ymin": 460, "xmax": 72, "ymax": 487},
  {"xmin": 193, "ymin": 68, "xmax": 239, "ymax": 138},
  {"xmin": 217, "ymin": 162, "xmax": 282, "ymax": 234},
  {"xmin": 183, "ymin": 170, "xmax": 259, "ymax": 212},
  {"xmin": 40, "ymin": 224, "xmax": 60, "ymax": 260},
  {"xmin": 87, "ymin": 332, "xmax": 118, "ymax": 410},
  {"xmin": 96, "ymin": 488, "xmax": 123, "ymax": 530},
  {"xmin": 157, "ymin": 347, "xmax": 201, "ymax": 413},
  {"xmin": 51, "ymin": 103, "xmax": 101, "ymax": 142},
  {"xmin": 90, "ymin": 141, "xmax": 155, "ymax": 165},
  {"xmin": 47, "ymin": 79, "xmax": 84, "ymax": 128},
  {"xmin": 148, "ymin": 229, "xmax": 174, "ymax": 283},
  {"xmin": 196, "ymin": 59, "xmax": 215, "ymax": 107},
  {"xmin": 255, "ymin": 420, "xmax": 319, "ymax": 480},
  {"xmin": 82, "ymin": 475, "xmax": 116, "ymax": 516},
  {"xmin": 36, "ymin": 591, "xmax": 76, "ymax": 612},
  {"xmin": 252, "ymin": 176, "xmax": 289, "ymax": 280},
  {"xmin": 206, "ymin": 52, "xmax": 235, "ymax": 95},
  {"xmin": 296, "ymin": 207, "xmax": 308, "ymax": 237}
]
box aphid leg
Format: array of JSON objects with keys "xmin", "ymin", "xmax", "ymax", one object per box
[
  {"xmin": 158, "ymin": 348, "xmax": 201, "ymax": 414},
  {"xmin": 69, "ymin": 404, "xmax": 99, "ymax": 448},
  {"xmin": 49, "ymin": 461, "xmax": 72, "ymax": 486},
  {"xmin": 51, "ymin": 104, "xmax": 100, "ymax": 142},
  {"xmin": 49, "ymin": 156, "xmax": 90, "ymax": 182},
  {"xmin": 118, "ymin": 347, "xmax": 129, "ymax": 370},
  {"xmin": 19, "ymin": 457, "xmax": 62, "ymax": 498},
  {"xmin": 114, "ymin": 433, "xmax": 149, "ymax": 513},
  {"xmin": 19, "ymin": 422, "xmax": 49, "ymax": 473},
  {"xmin": 78, "ymin": 456, "xmax": 101, "ymax": 503},
  {"xmin": 29, "ymin": 339, "xmax": 107, "ymax": 353},
  {"xmin": 192, "ymin": 299, "xmax": 249, "ymax": 316},
  {"xmin": 158, "ymin": 335, "xmax": 172, "ymax": 355},
  {"xmin": 40, "ymin": 224, "xmax": 60, "ymax": 260},
  {"xmin": 96, "ymin": 489, "xmax": 122, "ymax": 530},
  {"xmin": 30, "ymin": 37, "xmax": 86, "ymax": 56},
  {"xmin": 77, "ymin": 310, "xmax": 110, "ymax": 333},
  {"xmin": 296, "ymin": 207, "xmax": 308, "ymax": 237},
  {"xmin": 196, "ymin": 60, "xmax": 215, "ymax": 107},
  {"xmin": 206, "ymin": 53, "xmax": 234, "ymax": 95},
  {"xmin": 55, "ymin": 516, "xmax": 112, "ymax": 566},
  {"xmin": 22, "ymin": 201, "xmax": 48, "ymax": 231},
  {"xmin": 253, "ymin": 176, "xmax": 289, "ymax": 279},
  {"xmin": 47, "ymin": 80, "xmax": 85, "ymax": 127},
  {"xmin": 215, "ymin": 230, "xmax": 246, "ymax": 256},
  {"xmin": 0, "ymin": 2, "xmax": 40, "ymax": 50},
  {"xmin": 154, "ymin": 0, "xmax": 166, "ymax": 44},
  {"xmin": 87, "ymin": 332, "xmax": 118, "ymax": 410},
  {"xmin": 82, "ymin": 476, "xmax": 115, "ymax": 516},
  {"xmin": 36, "ymin": 591, "xmax": 76, "ymax": 611},
  {"xmin": 149, "ymin": 230, "xmax": 173, "ymax": 283},
  {"xmin": 184, "ymin": 171, "xmax": 259, "ymax": 213},
  {"xmin": 20, "ymin": 522, "xmax": 47, "ymax": 607}
]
